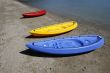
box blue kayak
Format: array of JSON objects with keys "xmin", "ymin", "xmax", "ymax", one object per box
[{"xmin": 26, "ymin": 35, "xmax": 104, "ymax": 54}]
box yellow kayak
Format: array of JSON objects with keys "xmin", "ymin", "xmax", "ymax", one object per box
[{"xmin": 30, "ymin": 21, "xmax": 78, "ymax": 36}]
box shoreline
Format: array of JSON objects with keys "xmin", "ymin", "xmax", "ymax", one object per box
[
  {"xmin": 0, "ymin": 0, "xmax": 110, "ymax": 73},
  {"xmin": 17, "ymin": 0, "xmax": 110, "ymax": 28},
  {"xmin": 47, "ymin": 11, "xmax": 110, "ymax": 30}
]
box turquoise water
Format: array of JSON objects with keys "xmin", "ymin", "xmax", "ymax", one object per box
[{"xmin": 20, "ymin": 0, "xmax": 110, "ymax": 25}]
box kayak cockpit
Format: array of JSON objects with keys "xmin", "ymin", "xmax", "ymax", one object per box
[{"xmin": 32, "ymin": 36, "xmax": 100, "ymax": 49}]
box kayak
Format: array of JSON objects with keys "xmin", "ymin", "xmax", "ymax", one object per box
[
  {"xmin": 30, "ymin": 21, "xmax": 78, "ymax": 36},
  {"xmin": 26, "ymin": 35, "xmax": 104, "ymax": 54},
  {"xmin": 22, "ymin": 9, "xmax": 46, "ymax": 17}
]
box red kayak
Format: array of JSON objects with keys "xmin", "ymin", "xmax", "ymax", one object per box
[{"xmin": 22, "ymin": 9, "xmax": 46, "ymax": 17}]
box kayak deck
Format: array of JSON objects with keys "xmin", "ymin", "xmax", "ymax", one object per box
[
  {"xmin": 26, "ymin": 35, "xmax": 104, "ymax": 54},
  {"xmin": 32, "ymin": 35, "xmax": 100, "ymax": 49},
  {"xmin": 30, "ymin": 21, "xmax": 78, "ymax": 36}
]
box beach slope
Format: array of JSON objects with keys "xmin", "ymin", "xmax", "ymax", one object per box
[{"xmin": 0, "ymin": 0, "xmax": 110, "ymax": 73}]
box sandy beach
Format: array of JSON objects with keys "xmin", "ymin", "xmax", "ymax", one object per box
[{"xmin": 0, "ymin": 0, "xmax": 110, "ymax": 73}]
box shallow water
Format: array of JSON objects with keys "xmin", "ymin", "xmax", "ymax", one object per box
[{"xmin": 20, "ymin": 0, "xmax": 110, "ymax": 25}]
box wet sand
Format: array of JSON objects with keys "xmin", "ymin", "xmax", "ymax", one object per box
[{"xmin": 0, "ymin": 0, "xmax": 110, "ymax": 73}]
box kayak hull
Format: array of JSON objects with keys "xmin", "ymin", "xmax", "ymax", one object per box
[
  {"xmin": 26, "ymin": 35, "xmax": 104, "ymax": 55},
  {"xmin": 22, "ymin": 9, "xmax": 46, "ymax": 17},
  {"xmin": 30, "ymin": 21, "xmax": 78, "ymax": 36}
]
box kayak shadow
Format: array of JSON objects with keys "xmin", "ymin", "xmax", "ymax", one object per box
[
  {"xmin": 20, "ymin": 49, "xmax": 94, "ymax": 58},
  {"xmin": 20, "ymin": 17, "xmax": 37, "ymax": 19},
  {"xmin": 25, "ymin": 35, "xmax": 58, "ymax": 38},
  {"xmin": 20, "ymin": 17, "xmax": 33, "ymax": 19}
]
